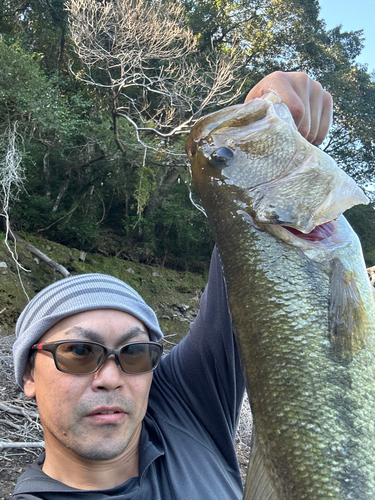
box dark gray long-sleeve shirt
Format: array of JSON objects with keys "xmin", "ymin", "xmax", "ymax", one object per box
[{"xmin": 12, "ymin": 249, "xmax": 246, "ymax": 499}]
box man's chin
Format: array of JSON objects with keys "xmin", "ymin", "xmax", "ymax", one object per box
[{"xmin": 67, "ymin": 440, "xmax": 130, "ymax": 461}]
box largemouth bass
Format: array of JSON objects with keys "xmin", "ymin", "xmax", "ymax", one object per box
[{"xmin": 186, "ymin": 93, "xmax": 375, "ymax": 500}]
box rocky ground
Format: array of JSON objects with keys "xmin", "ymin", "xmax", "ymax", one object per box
[{"xmin": 0, "ymin": 235, "xmax": 252, "ymax": 498}]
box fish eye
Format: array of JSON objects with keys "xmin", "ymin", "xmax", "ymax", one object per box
[
  {"xmin": 213, "ymin": 147, "xmax": 233, "ymax": 159},
  {"xmin": 210, "ymin": 147, "xmax": 233, "ymax": 167}
]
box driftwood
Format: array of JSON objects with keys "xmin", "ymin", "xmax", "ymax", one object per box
[
  {"xmin": 0, "ymin": 335, "xmax": 45, "ymax": 459},
  {"xmin": 0, "ymin": 441, "xmax": 45, "ymax": 449},
  {"xmin": 0, "ymin": 402, "xmax": 39, "ymax": 419},
  {"xmin": 12, "ymin": 233, "xmax": 70, "ymax": 278}
]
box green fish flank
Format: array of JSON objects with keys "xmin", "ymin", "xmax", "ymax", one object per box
[{"xmin": 186, "ymin": 94, "xmax": 375, "ymax": 499}]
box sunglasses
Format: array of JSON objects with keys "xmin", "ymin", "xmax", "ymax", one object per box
[{"xmin": 30, "ymin": 340, "xmax": 163, "ymax": 375}]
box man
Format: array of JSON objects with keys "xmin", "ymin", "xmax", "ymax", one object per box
[{"xmin": 12, "ymin": 71, "xmax": 332, "ymax": 499}]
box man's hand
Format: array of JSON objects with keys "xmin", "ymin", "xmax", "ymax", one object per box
[{"xmin": 245, "ymin": 71, "xmax": 332, "ymax": 145}]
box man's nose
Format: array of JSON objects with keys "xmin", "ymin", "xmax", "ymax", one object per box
[{"xmin": 92, "ymin": 354, "xmax": 124, "ymax": 390}]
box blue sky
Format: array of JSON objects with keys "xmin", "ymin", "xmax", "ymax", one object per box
[{"xmin": 318, "ymin": 0, "xmax": 375, "ymax": 73}]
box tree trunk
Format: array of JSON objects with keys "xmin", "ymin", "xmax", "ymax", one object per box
[
  {"xmin": 43, "ymin": 152, "xmax": 51, "ymax": 199},
  {"xmin": 52, "ymin": 177, "xmax": 70, "ymax": 212}
]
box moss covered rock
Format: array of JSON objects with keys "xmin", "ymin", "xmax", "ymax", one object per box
[{"xmin": 0, "ymin": 233, "xmax": 207, "ymax": 340}]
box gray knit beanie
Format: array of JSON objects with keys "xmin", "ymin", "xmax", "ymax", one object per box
[{"xmin": 13, "ymin": 273, "xmax": 163, "ymax": 388}]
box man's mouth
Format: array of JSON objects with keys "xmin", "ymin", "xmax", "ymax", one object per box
[
  {"xmin": 89, "ymin": 406, "xmax": 125, "ymax": 415},
  {"xmin": 86, "ymin": 407, "xmax": 127, "ymax": 423},
  {"xmin": 96, "ymin": 410, "xmax": 120, "ymax": 415}
]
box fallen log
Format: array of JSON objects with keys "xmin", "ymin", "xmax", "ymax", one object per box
[{"xmin": 12, "ymin": 233, "xmax": 70, "ymax": 278}]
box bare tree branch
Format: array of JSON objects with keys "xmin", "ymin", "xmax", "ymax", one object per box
[
  {"xmin": 0, "ymin": 121, "xmax": 31, "ymax": 299},
  {"xmin": 67, "ymin": 0, "xmax": 196, "ymax": 72},
  {"xmin": 66, "ymin": 0, "xmax": 243, "ymax": 153}
]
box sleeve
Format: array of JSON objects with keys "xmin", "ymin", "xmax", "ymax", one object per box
[{"xmin": 150, "ymin": 247, "xmax": 246, "ymax": 453}]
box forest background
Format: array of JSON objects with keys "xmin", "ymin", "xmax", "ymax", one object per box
[
  {"xmin": 2, "ymin": 1, "xmax": 375, "ymax": 495},
  {"xmin": 1, "ymin": 0, "xmax": 375, "ymax": 275}
]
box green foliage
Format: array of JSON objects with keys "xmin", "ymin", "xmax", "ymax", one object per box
[
  {"xmin": 0, "ymin": 0, "xmax": 69, "ymax": 74},
  {"xmin": 0, "ymin": 40, "xmax": 57, "ymax": 126},
  {"xmin": 2, "ymin": 0, "xmax": 375, "ymax": 269},
  {"xmin": 134, "ymin": 164, "xmax": 157, "ymax": 216},
  {"xmin": 122, "ymin": 180, "xmax": 214, "ymax": 269},
  {"xmin": 12, "ymin": 194, "xmax": 100, "ymax": 250},
  {"xmin": 321, "ymin": 67, "xmax": 375, "ymax": 185},
  {"xmin": 11, "ymin": 195, "xmax": 56, "ymax": 231},
  {"xmin": 345, "ymin": 204, "xmax": 375, "ymax": 267}
]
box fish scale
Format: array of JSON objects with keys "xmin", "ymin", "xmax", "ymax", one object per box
[{"xmin": 186, "ymin": 93, "xmax": 375, "ymax": 499}]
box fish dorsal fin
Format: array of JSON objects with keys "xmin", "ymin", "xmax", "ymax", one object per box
[
  {"xmin": 328, "ymin": 258, "xmax": 367, "ymax": 361},
  {"xmin": 243, "ymin": 432, "xmax": 281, "ymax": 500}
]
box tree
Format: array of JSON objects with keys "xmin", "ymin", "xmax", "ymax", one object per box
[
  {"xmin": 322, "ymin": 66, "xmax": 375, "ymax": 190},
  {"xmin": 66, "ymin": 0, "xmax": 243, "ymax": 150},
  {"xmin": 0, "ymin": 0, "xmax": 68, "ymax": 73},
  {"xmin": 2, "ymin": 0, "xmax": 375, "ymax": 268},
  {"xmin": 63, "ymin": 0, "xmax": 244, "ymax": 256},
  {"xmin": 0, "ymin": 33, "xmax": 112, "ymax": 249},
  {"xmin": 184, "ymin": 0, "xmax": 375, "ymax": 188},
  {"xmin": 0, "ymin": 121, "xmax": 25, "ymax": 261}
]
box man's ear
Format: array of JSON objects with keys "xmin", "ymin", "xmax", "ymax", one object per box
[{"xmin": 23, "ymin": 361, "xmax": 36, "ymax": 398}]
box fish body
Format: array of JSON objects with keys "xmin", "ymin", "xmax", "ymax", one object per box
[{"xmin": 186, "ymin": 94, "xmax": 375, "ymax": 499}]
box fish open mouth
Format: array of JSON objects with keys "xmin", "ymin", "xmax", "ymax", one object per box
[
  {"xmin": 283, "ymin": 221, "xmax": 335, "ymax": 242},
  {"xmin": 268, "ymin": 215, "xmax": 354, "ymax": 256}
]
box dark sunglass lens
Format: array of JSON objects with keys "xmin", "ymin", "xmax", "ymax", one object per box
[
  {"xmin": 55, "ymin": 342, "xmax": 105, "ymax": 373},
  {"xmin": 120, "ymin": 343, "xmax": 162, "ymax": 373}
]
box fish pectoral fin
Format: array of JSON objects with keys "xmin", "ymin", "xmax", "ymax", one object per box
[
  {"xmin": 328, "ymin": 258, "xmax": 367, "ymax": 361},
  {"xmin": 243, "ymin": 432, "xmax": 281, "ymax": 500}
]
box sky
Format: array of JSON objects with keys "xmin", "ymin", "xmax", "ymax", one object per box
[{"xmin": 318, "ymin": 0, "xmax": 375, "ymax": 74}]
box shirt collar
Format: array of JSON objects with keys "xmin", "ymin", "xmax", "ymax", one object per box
[{"xmin": 139, "ymin": 411, "xmax": 165, "ymax": 482}]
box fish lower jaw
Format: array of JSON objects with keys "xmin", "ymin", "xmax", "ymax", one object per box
[
  {"xmin": 267, "ymin": 215, "xmax": 355, "ymax": 258},
  {"xmin": 282, "ymin": 221, "xmax": 335, "ymax": 242}
]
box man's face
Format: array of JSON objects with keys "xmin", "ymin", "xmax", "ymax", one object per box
[{"xmin": 23, "ymin": 309, "xmax": 154, "ymax": 462}]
